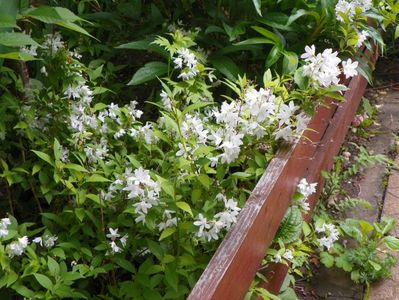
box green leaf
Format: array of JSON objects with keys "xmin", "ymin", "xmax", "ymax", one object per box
[
  {"xmin": 116, "ymin": 39, "xmax": 167, "ymax": 57},
  {"xmin": 336, "ymin": 255, "xmax": 353, "ymax": 272},
  {"xmin": 0, "ymin": 14, "xmax": 19, "ymax": 29},
  {"xmin": 32, "ymin": 150, "xmax": 54, "ymax": 167},
  {"xmin": 48, "ymin": 256, "xmax": 60, "ymax": 276},
  {"xmin": 25, "ymin": 6, "xmax": 93, "ymax": 38},
  {"xmin": 159, "ymin": 227, "xmax": 176, "ymax": 241},
  {"xmin": 265, "ymin": 45, "xmax": 282, "ymax": 68},
  {"xmin": 383, "ymin": 236, "xmax": 399, "ymax": 250},
  {"xmin": 53, "ymin": 138, "xmax": 61, "ymax": 161},
  {"xmin": 320, "ymin": 252, "xmax": 334, "ymax": 268},
  {"xmin": 86, "ymin": 174, "xmax": 110, "ymax": 183},
  {"xmin": 197, "ymin": 174, "xmax": 212, "ymax": 189},
  {"xmin": 294, "ymin": 66, "xmax": 309, "ymax": 89},
  {"xmin": 165, "ymin": 265, "xmax": 178, "ymax": 292},
  {"xmin": 282, "ymin": 51, "xmax": 298, "ymax": 74},
  {"xmin": 251, "ymin": 26, "xmax": 282, "ymax": 47},
  {"xmin": 252, "ymin": 0, "xmax": 262, "ymax": 16},
  {"xmin": 395, "ymin": 24, "xmax": 399, "ymax": 39},
  {"xmin": 234, "ymin": 37, "xmax": 275, "ymax": 46},
  {"xmin": 0, "ymin": 51, "xmax": 37, "ymax": 61},
  {"xmin": 209, "ymin": 55, "xmax": 240, "ymax": 81},
  {"xmin": 156, "ymin": 175, "xmax": 175, "ymax": 199},
  {"xmin": 368, "ymin": 260, "xmax": 381, "ymax": 271},
  {"xmin": 64, "ymin": 163, "xmax": 88, "ymax": 172},
  {"xmin": 176, "ymin": 201, "xmax": 193, "ymax": 217},
  {"xmin": 0, "ymin": 32, "xmax": 39, "ymax": 47},
  {"xmin": 127, "ymin": 62, "xmax": 168, "ymax": 85},
  {"xmin": 34, "ymin": 273, "xmax": 53, "ymax": 290}
]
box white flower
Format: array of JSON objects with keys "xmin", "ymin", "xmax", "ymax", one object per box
[
  {"xmin": 20, "ymin": 45, "xmax": 38, "ymax": 56},
  {"xmin": 274, "ymin": 126, "xmax": 293, "ymax": 142},
  {"xmin": 106, "ymin": 228, "xmax": 120, "ymax": 240},
  {"xmin": 120, "ymin": 234, "xmax": 128, "ymax": 247},
  {"xmin": 301, "ymin": 45, "xmax": 342, "ymax": 87},
  {"xmin": 277, "ymin": 101, "xmax": 298, "ymax": 127},
  {"xmin": 283, "ymin": 249, "xmax": 293, "ymax": 260},
  {"xmin": 110, "ymin": 241, "xmax": 122, "ymax": 254},
  {"xmin": 356, "ymin": 30, "xmax": 369, "ymax": 48},
  {"xmin": 316, "ymin": 223, "xmax": 340, "ymax": 250},
  {"xmin": 160, "ymin": 90, "xmax": 172, "ymax": 111},
  {"xmin": 43, "ymin": 32, "xmax": 64, "ymax": 53},
  {"xmin": 7, "ymin": 236, "xmax": 29, "ymax": 258},
  {"xmin": 342, "ymin": 58, "xmax": 358, "ymax": 79},
  {"xmin": 173, "ymin": 48, "xmax": 199, "ymax": 80},
  {"xmin": 157, "ymin": 210, "xmax": 178, "ymax": 231},
  {"xmin": 40, "ymin": 66, "xmax": 48, "ymax": 76},
  {"xmin": 297, "ymin": 178, "xmax": 317, "ymax": 198},
  {"xmin": 273, "ymin": 253, "xmax": 282, "ymax": 263},
  {"xmin": 193, "ymin": 214, "xmax": 211, "ymax": 238},
  {"xmin": 0, "ymin": 218, "xmax": 11, "ymax": 238},
  {"xmin": 44, "ymin": 235, "xmax": 58, "ymax": 248}
]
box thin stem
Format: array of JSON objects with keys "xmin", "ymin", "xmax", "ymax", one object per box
[
  {"xmin": 6, "ymin": 184, "xmax": 14, "ymax": 215},
  {"xmin": 29, "ymin": 177, "xmax": 43, "ymax": 213}
]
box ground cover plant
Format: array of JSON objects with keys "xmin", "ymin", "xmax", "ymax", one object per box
[{"xmin": 1, "ymin": 0, "xmax": 399, "ymax": 298}]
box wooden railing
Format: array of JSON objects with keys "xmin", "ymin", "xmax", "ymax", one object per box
[{"xmin": 188, "ymin": 46, "xmax": 378, "ymax": 300}]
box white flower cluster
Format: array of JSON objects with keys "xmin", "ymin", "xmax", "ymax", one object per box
[
  {"xmin": 209, "ymin": 87, "xmax": 300, "ymax": 164},
  {"xmin": 335, "ymin": 0, "xmax": 372, "ymax": 22},
  {"xmin": 193, "ymin": 194, "xmax": 241, "ymax": 242},
  {"xmin": 0, "ymin": 218, "xmax": 11, "ymax": 238},
  {"xmin": 106, "ymin": 228, "xmax": 128, "ymax": 254},
  {"xmin": 274, "ymin": 249, "xmax": 294, "ymax": 263},
  {"xmin": 301, "ymin": 45, "xmax": 358, "ymax": 87},
  {"xmin": 157, "ymin": 210, "xmax": 178, "ymax": 231},
  {"xmin": 316, "ymin": 223, "xmax": 340, "ymax": 250},
  {"xmin": 33, "ymin": 234, "xmax": 58, "ymax": 248},
  {"xmin": 296, "ymin": 178, "xmax": 318, "ymax": 212},
  {"xmin": 6, "ymin": 236, "xmax": 29, "ymax": 258},
  {"xmin": 122, "ymin": 167, "xmax": 161, "ymax": 223},
  {"xmin": 43, "ymin": 32, "xmax": 64, "ymax": 54},
  {"xmin": 173, "ymin": 48, "xmax": 199, "ymax": 80},
  {"xmin": 20, "ymin": 45, "xmax": 38, "ymax": 57}
]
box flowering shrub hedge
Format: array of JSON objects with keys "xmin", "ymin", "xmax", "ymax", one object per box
[{"xmin": 0, "ymin": 0, "xmax": 398, "ymax": 298}]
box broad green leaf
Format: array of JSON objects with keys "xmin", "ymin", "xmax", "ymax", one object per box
[
  {"xmin": 159, "ymin": 227, "xmax": 176, "ymax": 241},
  {"xmin": 64, "ymin": 163, "xmax": 88, "ymax": 172},
  {"xmin": 209, "ymin": 55, "xmax": 240, "ymax": 81},
  {"xmin": 282, "ymin": 51, "xmax": 298, "ymax": 74},
  {"xmin": 34, "ymin": 273, "xmax": 53, "ymax": 290},
  {"xmin": 0, "ymin": 14, "xmax": 19, "ymax": 29},
  {"xmin": 395, "ymin": 24, "xmax": 399, "ymax": 39},
  {"xmin": 0, "ymin": 51, "xmax": 37, "ymax": 61},
  {"xmin": 176, "ymin": 201, "xmax": 193, "ymax": 217},
  {"xmin": 86, "ymin": 174, "xmax": 110, "ymax": 183},
  {"xmin": 383, "ymin": 236, "xmax": 399, "ymax": 250},
  {"xmin": 32, "ymin": 150, "xmax": 54, "ymax": 167},
  {"xmin": 197, "ymin": 174, "xmax": 212, "ymax": 189},
  {"xmin": 182, "ymin": 102, "xmax": 214, "ymax": 116},
  {"xmin": 165, "ymin": 265, "xmax": 178, "ymax": 292},
  {"xmin": 127, "ymin": 62, "xmax": 168, "ymax": 85},
  {"xmin": 48, "ymin": 256, "xmax": 60, "ymax": 276},
  {"xmin": 251, "ymin": 26, "xmax": 282, "ymax": 47},
  {"xmin": 25, "ymin": 6, "xmax": 93, "ymax": 37},
  {"xmin": 265, "ymin": 45, "xmax": 282, "ymax": 68},
  {"xmin": 156, "ymin": 175, "xmax": 175, "ymax": 199},
  {"xmin": 0, "ymin": 32, "xmax": 39, "ymax": 47},
  {"xmin": 320, "ymin": 252, "xmax": 334, "ymax": 268}
]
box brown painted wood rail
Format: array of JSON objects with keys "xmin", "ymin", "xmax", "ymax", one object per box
[{"xmin": 188, "ymin": 45, "xmax": 378, "ymax": 300}]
